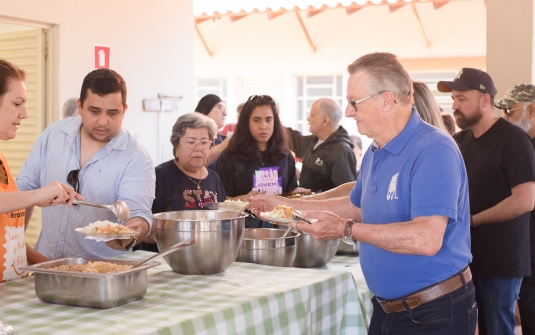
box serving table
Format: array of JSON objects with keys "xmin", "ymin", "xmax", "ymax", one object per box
[{"xmin": 0, "ymin": 251, "xmax": 373, "ymax": 335}]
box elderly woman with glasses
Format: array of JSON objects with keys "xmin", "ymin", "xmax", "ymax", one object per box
[
  {"xmin": 0, "ymin": 59, "xmax": 81, "ymax": 278},
  {"xmin": 215, "ymin": 95, "xmax": 307, "ymax": 228},
  {"xmin": 136, "ymin": 112, "xmax": 226, "ymax": 252}
]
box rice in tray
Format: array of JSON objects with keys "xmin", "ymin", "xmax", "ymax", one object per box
[{"xmin": 51, "ymin": 261, "xmax": 133, "ymax": 273}]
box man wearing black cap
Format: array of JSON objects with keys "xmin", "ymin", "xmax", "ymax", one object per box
[
  {"xmin": 438, "ymin": 69, "xmax": 535, "ymax": 335},
  {"xmin": 495, "ymin": 84, "xmax": 535, "ymax": 335}
]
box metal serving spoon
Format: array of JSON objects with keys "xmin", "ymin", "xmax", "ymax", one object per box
[
  {"xmin": 134, "ymin": 239, "xmax": 196, "ymax": 268},
  {"xmin": 73, "ymin": 199, "xmax": 130, "ymax": 221}
]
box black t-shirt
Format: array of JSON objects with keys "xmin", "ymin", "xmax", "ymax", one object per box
[
  {"xmin": 135, "ymin": 160, "xmax": 227, "ymax": 252},
  {"xmin": 530, "ymin": 139, "xmax": 535, "ymax": 268},
  {"xmin": 454, "ymin": 118, "xmax": 535, "ymax": 277},
  {"xmin": 215, "ymin": 149, "xmax": 298, "ymax": 197},
  {"xmin": 152, "ymin": 160, "xmax": 226, "ymax": 212}
]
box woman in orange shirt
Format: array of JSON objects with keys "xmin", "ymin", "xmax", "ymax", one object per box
[{"xmin": 0, "ymin": 59, "xmax": 79, "ymax": 282}]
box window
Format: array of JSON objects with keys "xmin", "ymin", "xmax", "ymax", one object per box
[
  {"xmin": 295, "ymin": 75, "xmax": 344, "ymax": 134},
  {"xmin": 195, "ymin": 77, "xmax": 227, "ymax": 106}
]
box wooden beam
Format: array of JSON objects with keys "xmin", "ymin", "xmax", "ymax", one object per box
[
  {"xmin": 433, "ymin": 0, "xmax": 451, "ymax": 9},
  {"xmin": 389, "ymin": 4, "xmax": 406, "ymax": 12},
  {"xmin": 229, "ymin": 14, "xmax": 248, "ymax": 22},
  {"xmin": 411, "ymin": 3, "xmax": 431, "ymax": 48},
  {"xmin": 195, "ymin": 25, "xmax": 213, "ymax": 57},
  {"xmin": 346, "ymin": 7, "xmax": 363, "ymax": 15},
  {"xmin": 195, "ymin": 18, "xmax": 210, "ymax": 25},
  {"xmin": 294, "ymin": 10, "xmax": 317, "ymax": 53},
  {"xmin": 307, "ymin": 5, "xmax": 328, "ymax": 18},
  {"xmin": 267, "ymin": 9, "xmax": 287, "ymax": 20}
]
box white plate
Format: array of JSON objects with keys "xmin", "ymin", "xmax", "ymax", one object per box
[
  {"xmin": 217, "ymin": 201, "xmax": 249, "ymax": 211},
  {"xmin": 75, "ymin": 228, "xmax": 139, "ymax": 239},
  {"xmin": 259, "ymin": 212, "xmax": 295, "ymax": 224}
]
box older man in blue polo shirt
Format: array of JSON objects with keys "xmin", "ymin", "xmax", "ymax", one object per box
[{"xmin": 250, "ymin": 52, "xmax": 474, "ymax": 335}]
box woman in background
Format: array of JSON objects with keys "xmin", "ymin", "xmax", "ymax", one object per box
[
  {"xmin": 135, "ymin": 112, "xmax": 226, "ymax": 252},
  {"xmin": 195, "ymin": 94, "xmax": 229, "ymax": 169},
  {"xmin": 216, "ymin": 95, "xmax": 306, "ymax": 227}
]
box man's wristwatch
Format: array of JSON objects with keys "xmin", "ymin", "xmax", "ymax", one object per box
[
  {"xmin": 341, "ymin": 219, "xmax": 358, "ymax": 245},
  {"xmin": 122, "ymin": 236, "xmax": 137, "ymax": 251}
]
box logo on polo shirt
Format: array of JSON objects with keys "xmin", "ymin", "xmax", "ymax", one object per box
[
  {"xmin": 387, "ymin": 172, "xmax": 399, "ymax": 200},
  {"xmin": 315, "ymin": 158, "xmax": 323, "ymax": 166}
]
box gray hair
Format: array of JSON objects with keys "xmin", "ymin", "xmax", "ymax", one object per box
[
  {"xmin": 317, "ymin": 98, "xmax": 342, "ymax": 124},
  {"xmin": 170, "ymin": 112, "xmax": 218, "ymax": 154},
  {"xmin": 62, "ymin": 98, "xmax": 78, "ymax": 118},
  {"xmin": 347, "ymin": 52, "xmax": 413, "ymax": 105}
]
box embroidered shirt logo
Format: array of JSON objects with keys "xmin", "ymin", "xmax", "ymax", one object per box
[
  {"xmin": 386, "ymin": 172, "xmax": 399, "ymax": 200},
  {"xmin": 315, "ymin": 158, "xmax": 324, "ymax": 166},
  {"xmin": 455, "ymin": 69, "xmax": 463, "ymax": 80}
]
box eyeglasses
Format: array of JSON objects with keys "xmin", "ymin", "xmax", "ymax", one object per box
[
  {"xmin": 182, "ymin": 139, "xmax": 212, "ymax": 150},
  {"xmin": 67, "ymin": 169, "xmax": 80, "ymax": 194},
  {"xmin": 502, "ymin": 106, "xmax": 524, "ymax": 116},
  {"xmin": 346, "ymin": 91, "xmax": 397, "ymax": 112}
]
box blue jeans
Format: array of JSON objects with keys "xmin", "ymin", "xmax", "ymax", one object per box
[
  {"xmin": 369, "ymin": 279, "xmax": 477, "ymax": 335},
  {"xmin": 472, "ymin": 275, "xmax": 523, "ymax": 335},
  {"xmin": 519, "ymin": 272, "xmax": 535, "ymax": 335}
]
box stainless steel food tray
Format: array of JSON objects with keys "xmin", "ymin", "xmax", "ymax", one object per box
[{"xmin": 20, "ymin": 257, "xmax": 159, "ymax": 309}]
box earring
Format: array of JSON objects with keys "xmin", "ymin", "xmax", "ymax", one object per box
[{"xmin": 174, "ymin": 156, "xmax": 179, "ymax": 162}]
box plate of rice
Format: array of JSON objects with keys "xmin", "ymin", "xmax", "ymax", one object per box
[
  {"xmin": 217, "ymin": 199, "xmax": 249, "ymax": 211},
  {"xmin": 75, "ymin": 220, "xmax": 139, "ymax": 238}
]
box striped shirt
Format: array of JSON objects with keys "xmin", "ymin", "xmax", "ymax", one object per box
[{"xmin": 16, "ymin": 117, "xmax": 155, "ymax": 259}]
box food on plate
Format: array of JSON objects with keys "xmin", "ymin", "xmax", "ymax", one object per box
[
  {"xmin": 264, "ymin": 205, "xmax": 294, "ymax": 219},
  {"xmin": 218, "ymin": 199, "xmax": 249, "ymax": 209},
  {"xmin": 51, "ymin": 261, "xmax": 133, "ymax": 273},
  {"xmin": 76, "ymin": 220, "xmax": 136, "ymax": 235}
]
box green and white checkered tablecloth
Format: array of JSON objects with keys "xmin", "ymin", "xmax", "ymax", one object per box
[{"xmin": 0, "ymin": 251, "xmax": 373, "ymax": 335}]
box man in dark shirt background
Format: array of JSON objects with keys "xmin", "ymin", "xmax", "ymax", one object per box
[
  {"xmin": 495, "ymin": 83, "xmax": 535, "ymax": 335},
  {"xmin": 439, "ymin": 69, "xmax": 535, "ymax": 335}
]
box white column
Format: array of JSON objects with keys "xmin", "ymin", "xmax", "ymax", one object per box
[{"xmin": 487, "ymin": 0, "xmax": 534, "ymax": 102}]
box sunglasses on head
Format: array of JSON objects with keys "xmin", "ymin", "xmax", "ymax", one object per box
[
  {"xmin": 67, "ymin": 169, "xmax": 80, "ymax": 194},
  {"xmin": 248, "ymin": 95, "xmax": 274, "ymax": 102}
]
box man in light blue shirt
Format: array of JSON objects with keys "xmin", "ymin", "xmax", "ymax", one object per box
[
  {"xmin": 250, "ymin": 52, "xmax": 474, "ymax": 335},
  {"xmin": 17, "ymin": 69, "xmax": 155, "ymax": 259}
]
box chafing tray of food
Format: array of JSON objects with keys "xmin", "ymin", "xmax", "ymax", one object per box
[{"xmin": 20, "ymin": 257, "xmax": 159, "ymax": 309}]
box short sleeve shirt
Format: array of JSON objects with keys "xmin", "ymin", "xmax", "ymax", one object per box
[
  {"xmin": 350, "ymin": 108, "xmax": 471, "ymax": 299},
  {"xmin": 454, "ymin": 118, "xmax": 535, "ymax": 277}
]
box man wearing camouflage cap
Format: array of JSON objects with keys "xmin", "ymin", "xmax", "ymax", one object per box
[
  {"xmin": 496, "ymin": 84, "xmax": 535, "ymax": 335},
  {"xmin": 438, "ymin": 69, "xmax": 535, "ymax": 335}
]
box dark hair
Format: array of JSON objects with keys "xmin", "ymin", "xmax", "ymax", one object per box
[
  {"xmin": 0, "ymin": 59, "xmax": 26, "ymax": 99},
  {"xmin": 228, "ymin": 95, "xmax": 289, "ymax": 163},
  {"xmin": 79, "ymin": 69, "xmax": 127, "ymax": 108},
  {"xmin": 441, "ymin": 113, "xmax": 456, "ymax": 136},
  {"xmin": 195, "ymin": 94, "xmax": 222, "ymax": 115}
]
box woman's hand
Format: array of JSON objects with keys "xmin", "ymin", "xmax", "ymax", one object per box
[{"xmin": 34, "ymin": 181, "xmax": 82, "ymax": 207}]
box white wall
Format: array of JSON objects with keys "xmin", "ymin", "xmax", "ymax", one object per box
[
  {"xmin": 194, "ymin": 0, "xmax": 486, "ymax": 149},
  {"xmin": 0, "ymin": 0, "xmax": 195, "ymax": 164}
]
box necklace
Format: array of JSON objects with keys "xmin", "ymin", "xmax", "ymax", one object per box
[
  {"xmin": 260, "ymin": 152, "xmax": 268, "ymax": 166},
  {"xmin": 175, "ymin": 161, "xmax": 203, "ymax": 190}
]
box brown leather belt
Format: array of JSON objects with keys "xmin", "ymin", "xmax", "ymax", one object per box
[{"xmin": 376, "ymin": 267, "xmax": 472, "ymax": 313}]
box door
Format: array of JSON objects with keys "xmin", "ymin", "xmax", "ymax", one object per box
[{"xmin": 0, "ymin": 29, "xmax": 46, "ymax": 246}]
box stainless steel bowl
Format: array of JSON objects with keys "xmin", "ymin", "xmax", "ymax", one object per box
[
  {"xmin": 19, "ymin": 258, "xmax": 159, "ymax": 309},
  {"xmin": 153, "ymin": 210, "xmax": 245, "ymax": 275},
  {"xmin": 236, "ymin": 228, "xmax": 299, "ymax": 267},
  {"xmin": 293, "ymin": 231, "xmax": 340, "ymax": 268},
  {"xmin": 336, "ymin": 241, "xmax": 360, "ymax": 255}
]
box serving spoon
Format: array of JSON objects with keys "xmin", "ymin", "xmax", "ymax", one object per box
[
  {"xmin": 134, "ymin": 239, "xmax": 196, "ymax": 268},
  {"xmin": 73, "ymin": 199, "xmax": 130, "ymax": 221}
]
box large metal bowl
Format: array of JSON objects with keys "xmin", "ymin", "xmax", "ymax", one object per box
[
  {"xmin": 19, "ymin": 258, "xmax": 159, "ymax": 309},
  {"xmin": 336, "ymin": 241, "xmax": 360, "ymax": 255},
  {"xmin": 293, "ymin": 231, "xmax": 340, "ymax": 268},
  {"xmin": 153, "ymin": 210, "xmax": 245, "ymax": 275},
  {"xmin": 236, "ymin": 228, "xmax": 299, "ymax": 267}
]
